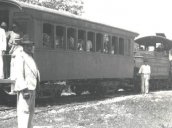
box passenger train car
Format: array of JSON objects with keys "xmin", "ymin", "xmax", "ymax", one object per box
[{"xmin": 0, "ymin": 0, "xmax": 139, "ymax": 97}]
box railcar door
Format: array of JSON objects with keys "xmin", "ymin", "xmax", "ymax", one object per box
[{"xmin": 0, "ymin": 1, "xmax": 34, "ymax": 80}]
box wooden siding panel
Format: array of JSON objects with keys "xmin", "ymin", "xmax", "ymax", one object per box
[{"xmin": 34, "ymin": 49, "xmax": 134, "ymax": 81}]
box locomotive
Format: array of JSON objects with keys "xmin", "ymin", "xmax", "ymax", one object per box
[
  {"xmin": 0, "ymin": 0, "xmax": 171, "ymax": 98},
  {"xmin": 134, "ymin": 35, "xmax": 172, "ymax": 91}
]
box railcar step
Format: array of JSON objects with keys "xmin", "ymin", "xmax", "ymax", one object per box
[{"xmin": 0, "ymin": 79, "xmax": 15, "ymax": 84}]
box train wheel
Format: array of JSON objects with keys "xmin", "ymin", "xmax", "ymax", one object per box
[
  {"xmin": 95, "ymin": 85, "xmax": 105, "ymax": 95},
  {"xmin": 56, "ymin": 91, "xmax": 62, "ymax": 97},
  {"xmin": 75, "ymin": 86, "xmax": 82, "ymax": 95},
  {"xmin": 89, "ymin": 88, "xmax": 96, "ymax": 95},
  {"xmin": 54, "ymin": 89, "xmax": 62, "ymax": 97},
  {"xmin": 88, "ymin": 85, "xmax": 96, "ymax": 95},
  {"xmin": 71, "ymin": 85, "xmax": 82, "ymax": 95},
  {"xmin": 70, "ymin": 85, "xmax": 76, "ymax": 93}
]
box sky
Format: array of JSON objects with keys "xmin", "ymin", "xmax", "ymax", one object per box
[{"xmin": 82, "ymin": 0, "xmax": 172, "ymax": 39}]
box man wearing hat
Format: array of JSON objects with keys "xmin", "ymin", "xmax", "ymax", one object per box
[
  {"xmin": 8, "ymin": 23, "xmax": 22, "ymax": 48},
  {"xmin": 138, "ymin": 58, "xmax": 151, "ymax": 94},
  {"xmin": 0, "ymin": 22, "xmax": 7, "ymax": 79},
  {"xmin": 10, "ymin": 35, "xmax": 40, "ymax": 128}
]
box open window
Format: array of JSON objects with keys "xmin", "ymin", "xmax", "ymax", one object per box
[
  {"xmin": 67, "ymin": 27, "xmax": 76, "ymax": 50},
  {"xmin": 55, "ymin": 26, "xmax": 65, "ymax": 49},
  {"xmin": 155, "ymin": 43, "xmax": 164, "ymax": 52},
  {"xmin": 103, "ymin": 34, "xmax": 110, "ymax": 53},
  {"xmin": 77, "ymin": 29, "xmax": 86, "ymax": 51},
  {"xmin": 87, "ymin": 31, "xmax": 95, "ymax": 52},
  {"xmin": 43, "ymin": 23, "xmax": 54, "ymax": 48},
  {"xmin": 96, "ymin": 33, "xmax": 103, "ymax": 52},
  {"xmin": 112, "ymin": 36, "xmax": 118, "ymax": 54}
]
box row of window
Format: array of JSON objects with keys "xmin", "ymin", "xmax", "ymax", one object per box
[{"xmin": 43, "ymin": 23, "xmax": 131, "ymax": 56}]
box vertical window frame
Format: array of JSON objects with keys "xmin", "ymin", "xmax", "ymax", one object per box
[{"xmin": 119, "ymin": 37, "xmax": 124, "ymax": 55}]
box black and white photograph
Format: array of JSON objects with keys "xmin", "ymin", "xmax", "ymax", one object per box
[{"xmin": 0, "ymin": 0, "xmax": 172, "ymax": 128}]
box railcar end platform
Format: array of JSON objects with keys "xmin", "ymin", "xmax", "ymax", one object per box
[{"xmin": 0, "ymin": 79, "xmax": 15, "ymax": 84}]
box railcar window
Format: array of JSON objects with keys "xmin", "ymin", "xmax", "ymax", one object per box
[
  {"xmin": 112, "ymin": 36, "xmax": 118, "ymax": 54},
  {"xmin": 43, "ymin": 23, "xmax": 54, "ymax": 48},
  {"xmin": 148, "ymin": 46, "xmax": 155, "ymax": 51},
  {"xmin": 87, "ymin": 32, "xmax": 95, "ymax": 52},
  {"xmin": 78, "ymin": 29, "xmax": 86, "ymax": 51},
  {"xmin": 55, "ymin": 26, "xmax": 65, "ymax": 49},
  {"xmin": 103, "ymin": 34, "xmax": 110, "ymax": 53},
  {"xmin": 119, "ymin": 38, "xmax": 124, "ymax": 55},
  {"xmin": 140, "ymin": 45, "xmax": 145, "ymax": 51},
  {"xmin": 96, "ymin": 33, "xmax": 103, "ymax": 52},
  {"xmin": 67, "ymin": 28, "xmax": 76, "ymax": 50},
  {"xmin": 156, "ymin": 43, "xmax": 164, "ymax": 52}
]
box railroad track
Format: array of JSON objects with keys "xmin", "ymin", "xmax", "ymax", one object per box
[{"xmin": 0, "ymin": 88, "xmax": 169, "ymax": 121}]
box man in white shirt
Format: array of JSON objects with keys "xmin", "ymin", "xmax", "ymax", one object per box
[
  {"xmin": 10, "ymin": 36, "xmax": 40, "ymax": 128},
  {"xmin": 138, "ymin": 59, "xmax": 151, "ymax": 94},
  {"xmin": 0, "ymin": 22, "xmax": 7, "ymax": 79}
]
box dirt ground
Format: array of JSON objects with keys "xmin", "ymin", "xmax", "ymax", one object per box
[{"xmin": 1, "ymin": 91, "xmax": 172, "ymax": 128}]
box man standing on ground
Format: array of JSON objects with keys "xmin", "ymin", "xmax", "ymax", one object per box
[
  {"xmin": 11, "ymin": 36, "xmax": 40, "ymax": 128},
  {"xmin": 138, "ymin": 59, "xmax": 151, "ymax": 94},
  {"xmin": 0, "ymin": 22, "xmax": 7, "ymax": 79}
]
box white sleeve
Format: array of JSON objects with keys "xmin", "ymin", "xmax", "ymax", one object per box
[
  {"xmin": 138, "ymin": 65, "xmax": 143, "ymax": 74},
  {"xmin": 14, "ymin": 55, "xmax": 27, "ymax": 91}
]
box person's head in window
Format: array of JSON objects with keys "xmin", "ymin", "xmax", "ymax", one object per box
[
  {"xmin": 69, "ymin": 36, "xmax": 74, "ymax": 49},
  {"xmin": 69, "ymin": 36, "xmax": 74, "ymax": 42},
  {"xmin": 1, "ymin": 22, "xmax": 7, "ymax": 31}
]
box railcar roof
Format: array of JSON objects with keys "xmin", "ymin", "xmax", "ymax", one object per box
[
  {"xmin": 0, "ymin": 0, "xmax": 138, "ymax": 37},
  {"xmin": 135, "ymin": 36, "xmax": 172, "ymax": 49}
]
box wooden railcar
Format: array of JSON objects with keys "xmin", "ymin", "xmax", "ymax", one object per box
[{"xmin": 0, "ymin": 0, "xmax": 138, "ymax": 97}]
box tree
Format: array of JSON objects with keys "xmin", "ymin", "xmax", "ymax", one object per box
[{"xmin": 17, "ymin": 0, "xmax": 84, "ymax": 15}]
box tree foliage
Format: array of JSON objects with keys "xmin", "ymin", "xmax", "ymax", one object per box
[{"xmin": 17, "ymin": 0, "xmax": 84, "ymax": 15}]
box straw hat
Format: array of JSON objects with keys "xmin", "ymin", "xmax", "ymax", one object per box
[
  {"xmin": 13, "ymin": 35, "xmax": 34, "ymax": 45},
  {"xmin": 21, "ymin": 35, "xmax": 34, "ymax": 45}
]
